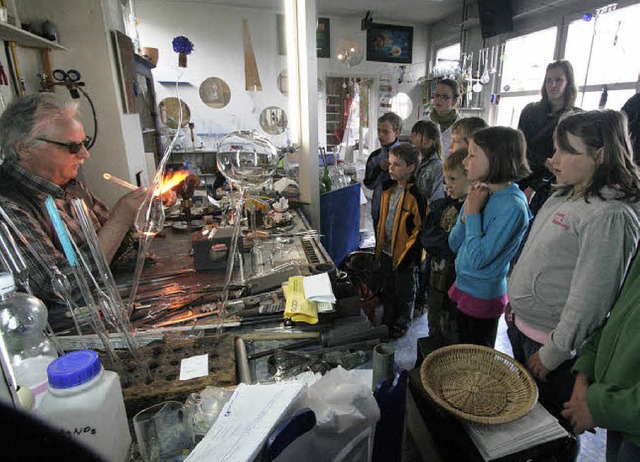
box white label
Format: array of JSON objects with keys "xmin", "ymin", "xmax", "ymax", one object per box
[{"xmin": 179, "ymin": 354, "xmax": 209, "ymax": 380}]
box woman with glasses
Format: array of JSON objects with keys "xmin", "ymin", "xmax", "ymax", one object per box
[
  {"xmin": 0, "ymin": 94, "xmax": 147, "ymax": 331},
  {"xmin": 428, "ymin": 78, "xmax": 462, "ymax": 158}
]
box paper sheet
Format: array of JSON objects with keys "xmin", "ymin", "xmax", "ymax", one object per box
[
  {"xmin": 179, "ymin": 354, "xmax": 209, "ymax": 380},
  {"xmin": 303, "ymin": 272, "xmax": 336, "ymax": 303},
  {"xmin": 464, "ymin": 403, "xmax": 569, "ymax": 460},
  {"xmin": 185, "ymin": 381, "xmax": 306, "ymax": 462}
]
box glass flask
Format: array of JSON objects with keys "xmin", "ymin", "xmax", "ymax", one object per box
[
  {"xmin": 216, "ymin": 130, "xmax": 279, "ymax": 189},
  {"xmin": 0, "ymin": 272, "xmax": 57, "ymax": 406}
]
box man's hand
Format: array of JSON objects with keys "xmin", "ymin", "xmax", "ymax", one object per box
[
  {"xmin": 464, "ymin": 182, "xmax": 490, "ymax": 215},
  {"xmin": 161, "ymin": 189, "xmax": 177, "ymax": 207},
  {"xmin": 110, "ymin": 187, "xmax": 147, "ymax": 225},
  {"xmin": 379, "ymin": 159, "xmax": 389, "ymax": 171},
  {"xmin": 528, "ymin": 350, "xmax": 550, "ymax": 381}
]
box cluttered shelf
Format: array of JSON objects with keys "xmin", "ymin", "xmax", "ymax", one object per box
[{"xmin": 0, "ymin": 21, "xmax": 67, "ymax": 49}]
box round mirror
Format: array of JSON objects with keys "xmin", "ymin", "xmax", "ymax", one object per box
[
  {"xmin": 259, "ymin": 106, "xmax": 288, "ymax": 135},
  {"xmin": 158, "ymin": 97, "xmax": 190, "ymax": 128},
  {"xmin": 391, "ymin": 92, "xmax": 413, "ymax": 120},
  {"xmin": 199, "ymin": 77, "xmax": 231, "ymax": 108},
  {"xmin": 277, "ymin": 70, "xmax": 289, "ymax": 96},
  {"xmin": 336, "ymin": 38, "xmax": 364, "ymax": 67}
]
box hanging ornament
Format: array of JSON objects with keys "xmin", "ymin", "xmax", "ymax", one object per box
[
  {"xmin": 336, "ymin": 38, "xmax": 364, "ymax": 67},
  {"xmin": 172, "ymin": 36, "xmax": 194, "ymax": 68}
]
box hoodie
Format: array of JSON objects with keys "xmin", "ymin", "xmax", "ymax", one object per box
[{"xmin": 508, "ymin": 187, "xmax": 640, "ymax": 370}]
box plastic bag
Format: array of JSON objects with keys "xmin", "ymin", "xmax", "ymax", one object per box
[
  {"xmin": 275, "ymin": 366, "xmax": 380, "ymax": 462},
  {"xmin": 184, "ymin": 386, "xmax": 234, "ymax": 436}
]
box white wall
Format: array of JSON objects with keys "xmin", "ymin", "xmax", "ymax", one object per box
[
  {"xmin": 14, "ymin": 0, "xmax": 147, "ymax": 208},
  {"xmin": 136, "ymin": 1, "xmax": 292, "ymax": 149}
]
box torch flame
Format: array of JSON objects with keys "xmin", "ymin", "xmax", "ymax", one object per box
[{"xmin": 155, "ymin": 170, "xmax": 190, "ymax": 195}]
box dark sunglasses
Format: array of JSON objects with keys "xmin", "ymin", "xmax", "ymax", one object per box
[{"xmin": 38, "ymin": 136, "xmax": 92, "ymax": 154}]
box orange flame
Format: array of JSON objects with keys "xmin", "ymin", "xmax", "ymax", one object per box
[{"xmin": 156, "ymin": 170, "xmax": 190, "ymax": 195}]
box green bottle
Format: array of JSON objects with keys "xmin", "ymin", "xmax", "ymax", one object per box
[{"xmin": 322, "ymin": 165, "xmax": 332, "ymax": 193}]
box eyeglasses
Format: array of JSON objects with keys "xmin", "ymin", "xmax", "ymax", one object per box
[
  {"xmin": 433, "ymin": 93, "xmax": 452, "ymax": 101},
  {"xmin": 38, "ymin": 136, "xmax": 92, "ymax": 154}
]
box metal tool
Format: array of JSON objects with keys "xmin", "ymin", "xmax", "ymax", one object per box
[{"xmin": 235, "ymin": 337, "xmax": 252, "ymax": 384}]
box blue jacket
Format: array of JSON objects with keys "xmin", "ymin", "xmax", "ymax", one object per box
[{"xmin": 449, "ymin": 183, "xmax": 531, "ymax": 299}]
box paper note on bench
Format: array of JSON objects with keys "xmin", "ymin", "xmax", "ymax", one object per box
[
  {"xmin": 303, "ymin": 272, "xmax": 336, "ymax": 303},
  {"xmin": 464, "ymin": 402, "xmax": 569, "ymax": 461},
  {"xmin": 185, "ymin": 381, "xmax": 306, "ymax": 462}
]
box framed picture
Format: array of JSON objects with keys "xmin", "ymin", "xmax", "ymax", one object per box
[
  {"xmin": 366, "ymin": 23, "xmax": 413, "ymax": 64},
  {"xmin": 111, "ymin": 30, "xmax": 136, "ymax": 113},
  {"xmin": 316, "ymin": 17, "xmax": 330, "ymax": 58}
]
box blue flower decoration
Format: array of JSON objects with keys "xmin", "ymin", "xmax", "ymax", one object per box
[{"xmin": 172, "ymin": 36, "xmax": 194, "ymax": 55}]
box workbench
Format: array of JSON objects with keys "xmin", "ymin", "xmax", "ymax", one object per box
[{"xmin": 102, "ymin": 208, "xmax": 339, "ymax": 416}]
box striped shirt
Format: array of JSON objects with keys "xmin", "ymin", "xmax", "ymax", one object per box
[{"xmin": 0, "ymin": 160, "xmax": 110, "ymax": 320}]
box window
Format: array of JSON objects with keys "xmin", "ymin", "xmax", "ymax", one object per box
[
  {"xmin": 434, "ymin": 43, "xmax": 461, "ymax": 78},
  {"xmin": 500, "ymin": 27, "xmax": 557, "ymax": 93},
  {"xmin": 496, "ymin": 27, "xmax": 557, "ymax": 127},
  {"xmin": 565, "ymin": 3, "xmax": 640, "ymax": 109}
]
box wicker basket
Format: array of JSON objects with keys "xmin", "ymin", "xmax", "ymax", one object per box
[{"xmin": 420, "ymin": 344, "xmax": 538, "ymax": 424}]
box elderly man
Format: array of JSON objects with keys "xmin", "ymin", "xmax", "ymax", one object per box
[{"xmin": 0, "ymin": 94, "xmax": 146, "ymax": 330}]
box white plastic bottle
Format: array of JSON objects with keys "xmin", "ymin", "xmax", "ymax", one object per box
[
  {"xmin": 38, "ymin": 349, "xmax": 132, "ymax": 462},
  {"xmin": 0, "ymin": 272, "xmax": 57, "ymax": 408}
]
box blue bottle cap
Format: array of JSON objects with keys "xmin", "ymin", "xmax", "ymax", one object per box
[{"xmin": 47, "ymin": 349, "xmax": 102, "ymax": 389}]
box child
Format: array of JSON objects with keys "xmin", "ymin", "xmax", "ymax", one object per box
[
  {"xmin": 508, "ymin": 110, "xmax": 640, "ymax": 446},
  {"xmin": 563, "ymin": 253, "xmax": 640, "ymax": 460},
  {"xmin": 448, "ymin": 127, "xmax": 532, "ymax": 347},
  {"xmin": 410, "ymin": 120, "xmax": 444, "ymax": 311},
  {"xmin": 364, "ymin": 112, "xmax": 402, "ymax": 227},
  {"xmin": 375, "ymin": 143, "xmax": 426, "ymax": 339},
  {"xmin": 420, "ymin": 148, "xmax": 471, "ymax": 345},
  {"xmin": 448, "ymin": 117, "xmax": 488, "ymax": 154},
  {"xmin": 410, "ymin": 120, "xmax": 445, "ymax": 205}
]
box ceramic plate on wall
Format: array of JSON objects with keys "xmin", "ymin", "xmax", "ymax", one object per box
[
  {"xmin": 158, "ymin": 97, "xmax": 190, "ymax": 128},
  {"xmin": 199, "ymin": 77, "xmax": 232, "ymax": 108},
  {"xmin": 259, "ymin": 106, "xmax": 288, "ymax": 135}
]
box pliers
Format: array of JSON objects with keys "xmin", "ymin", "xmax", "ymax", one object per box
[{"xmin": 0, "ymin": 64, "xmax": 8, "ymax": 86}]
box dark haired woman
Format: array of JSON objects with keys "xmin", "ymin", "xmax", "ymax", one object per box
[{"xmin": 518, "ymin": 60, "xmax": 581, "ymax": 214}]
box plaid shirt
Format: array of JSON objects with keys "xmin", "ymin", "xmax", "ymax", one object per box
[{"xmin": 0, "ymin": 160, "xmax": 110, "ymax": 313}]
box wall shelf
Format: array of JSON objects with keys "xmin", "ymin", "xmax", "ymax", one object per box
[{"xmin": 0, "ymin": 22, "xmax": 67, "ymax": 50}]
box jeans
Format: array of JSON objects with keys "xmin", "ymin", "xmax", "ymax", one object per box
[
  {"xmin": 608, "ymin": 431, "xmax": 640, "ymax": 462},
  {"xmin": 378, "ymin": 254, "xmax": 416, "ymax": 336},
  {"xmin": 507, "ymin": 323, "xmax": 580, "ymax": 461},
  {"xmin": 455, "ymin": 309, "xmax": 499, "ymax": 347},
  {"xmin": 617, "ymin": 437, "xmax": 640, "ymax": 462}
]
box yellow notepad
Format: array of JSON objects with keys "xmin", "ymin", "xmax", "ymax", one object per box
[{"xmin": 283, "ymin": 276, "xmax": 318, "ymax": 324}]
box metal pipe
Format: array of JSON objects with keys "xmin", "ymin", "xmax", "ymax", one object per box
[{"xmin": 234, "ymin": 337, "xmax": 252, "ymax": 384}]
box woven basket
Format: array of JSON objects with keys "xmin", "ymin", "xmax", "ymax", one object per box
[{"xmin": 420, "ymin": 344, "xmax": 538, "ymax": 424}]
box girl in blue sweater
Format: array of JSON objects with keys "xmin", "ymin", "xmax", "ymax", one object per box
[{"xmin": 448, "ymin": 127, "xmax": 532, "ymax": 347}]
